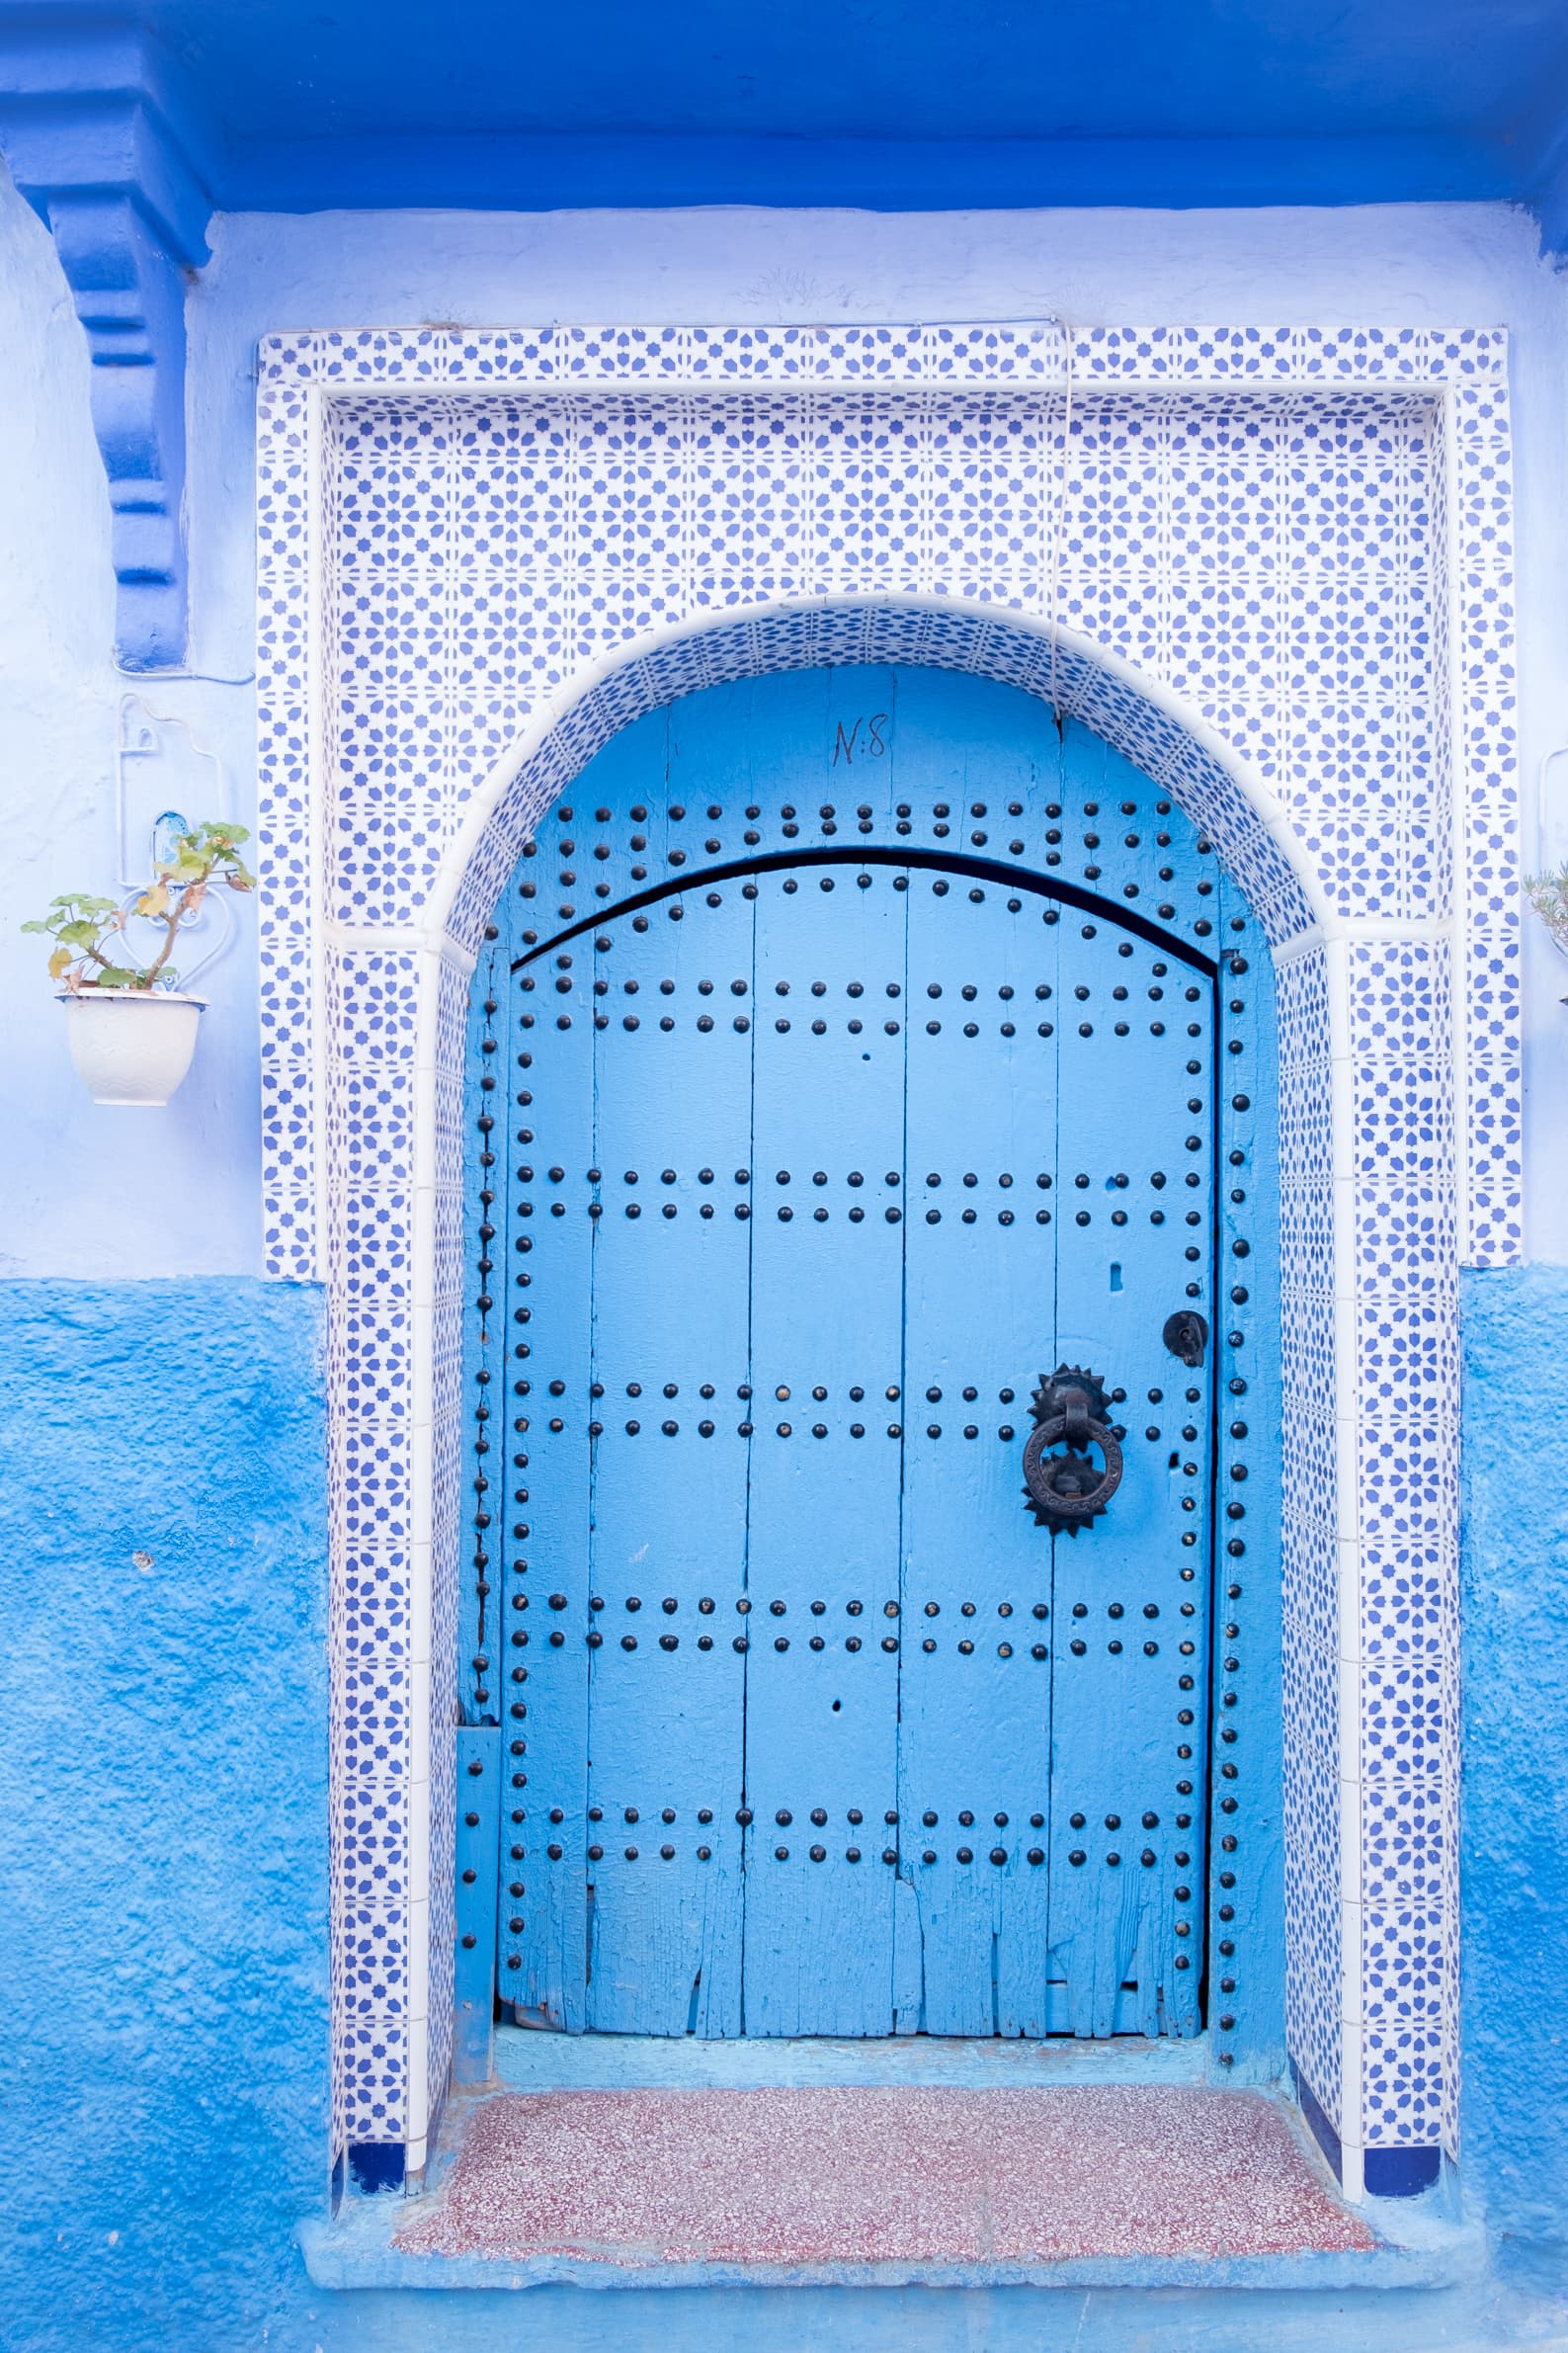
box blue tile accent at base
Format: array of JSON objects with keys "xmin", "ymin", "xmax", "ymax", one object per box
[
  {"xmin": 350, "ymin": 2142, "xmax": 407, "ymax": 2195},
  {"xmin": 1364, "ymin": 2146, "xmax": 1444, "ymax": 2199},
  {"xmin": 1292, "ymin": 2057, "xmax": 1343, "ymax": 2183},
  {"xmin": 1293, "ymin": 2059, "xmax": 1440, "ymax": 2199}
]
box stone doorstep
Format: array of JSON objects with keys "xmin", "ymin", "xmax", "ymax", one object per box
[
  {"xmin": 300, "ymin": 2203, "xmax": 1479, "ymax": 2296},
  {"xmin": 299, "ymin": 2069, "xmax": 1483, "ymax": 2295}
]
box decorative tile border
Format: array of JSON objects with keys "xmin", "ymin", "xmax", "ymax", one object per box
[{"xmin": 254, "ymin": 322, "xmax": 1517, "ymax": 2197}]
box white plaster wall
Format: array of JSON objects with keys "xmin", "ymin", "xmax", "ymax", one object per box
[
  {"xmin": 0, "ymin": 181, "xmax": 264, "ymax": 1276},
  {"xmin": 4, "ymin": 182, "xmax": 1567, "ymax": 1271}
]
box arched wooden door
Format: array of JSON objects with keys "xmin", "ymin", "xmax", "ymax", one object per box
[{"xmin": 465, "ymin": 668, "xmax": 1265, "ymax": 2040}]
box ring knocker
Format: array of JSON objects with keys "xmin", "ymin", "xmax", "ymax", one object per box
[{"xmin": 1022, "ymin": 1365, "xmax": 1122, "ymax": 1532}]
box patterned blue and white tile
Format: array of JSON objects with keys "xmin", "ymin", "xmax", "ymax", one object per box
[{"xmin": 253, "ymin": 326, "xmax": 1518, "ymax": 2154}]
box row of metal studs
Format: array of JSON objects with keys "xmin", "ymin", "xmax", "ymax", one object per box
[
  {"xmin": 475, "ymin": 920, "xmax": 538, "ymax": 1828},
  {"xmin": 515, "ymin": 798, "xmax": 1219, "ymax": 938},
  {"xmin": 519, "ymin": 867, "xmax": 1223, "ymax": 938},
  {"xmin": 1211, "ymin": 912, "xmax": 1257, "ymax": 2067},
  {"xmin": 468, "ymin": 946, "xmax": 502, "ymax": 1723},
  {"xmin": 513, "ymin": 1633, "xmax": 1051, "ymax": 1656}
]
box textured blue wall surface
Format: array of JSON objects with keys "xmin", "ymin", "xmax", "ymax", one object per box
[
  {"xmin": 1, "ymin": 1282, "xmax": 1566, "ymax": 2352},
  {"xmin": 0, "ymin": 1141, "xmax": 1564, "ymax": 2340},
  {"xmin": 1460, "ymin": 1262, "xmax": 1568, "ymax": 2289},
  {"xmin": 0, "ymin": 1281, "xmax": 331, "ymax": 2353}
]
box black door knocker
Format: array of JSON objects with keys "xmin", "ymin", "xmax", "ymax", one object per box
[{"xmin": 1022, "ymin": 1366, "xmax": 1123, "ymax": 1533}]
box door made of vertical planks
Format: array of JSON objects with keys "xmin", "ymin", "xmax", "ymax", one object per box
[{"xmin": 474, "ymin": 669, "xmax": 1238, "ymax": 2040}]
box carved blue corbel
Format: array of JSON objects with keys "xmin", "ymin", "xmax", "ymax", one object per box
[{"xmin": 0, "ymin": 16, "xmax": 212, "ymax": 669}]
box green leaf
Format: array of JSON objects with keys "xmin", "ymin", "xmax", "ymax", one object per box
[{"xmin": 93, "ymin": 966, "xmax": 144, "ymax": 990}]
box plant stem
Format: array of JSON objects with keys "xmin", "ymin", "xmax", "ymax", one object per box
[
  {"xmin": 143, "ymin": 911, "xmax": 180, "ymax": 983},
  {"xmin": 143, "ymin": 881, "xmax": 203, "ymax": 983}
]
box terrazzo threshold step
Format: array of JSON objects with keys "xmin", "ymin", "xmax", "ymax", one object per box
[{"xmin": 301, "ymin": 2039, "xmax": 1478, "ymax": 2295}]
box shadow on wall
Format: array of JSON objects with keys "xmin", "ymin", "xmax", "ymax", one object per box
[{"xmin": 0, "ymin": 1280, "xmax": 330, "ymax": 2353}]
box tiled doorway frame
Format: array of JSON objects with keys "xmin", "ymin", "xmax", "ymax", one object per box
[{"xmin": 253, "ymin": 320, "xmax": 1517, "ymax": 2199}]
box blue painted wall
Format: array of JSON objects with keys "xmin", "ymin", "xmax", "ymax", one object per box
[
  {"xmin": 188, "ymin": 197, "xmax": 1568, "ymax": 1270},
  {"xmin": 0, "ymin": 1281, "xmax": 331, "ymax": 2353},
  {"xmin": 1460, "ymin": 1262, "xmax": 1568, "ymax": 2292},
  {"xmin": 6, "ymin": 0, "xmax": 1567, "ymax": 221},
  {"xmin": 5, "ymin": 174, "xmax": 1568, "ymax": 1272},
  {"xmin": 1, "ymin": 1269, "xmax": 1565, "ymax": 2351},
  {"xmin": 3, "ymin": 146, "xmax": 1568, "ymax": 2352}
]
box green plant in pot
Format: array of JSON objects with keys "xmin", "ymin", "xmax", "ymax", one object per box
[
  {"xmin": 25, "ymin": 820, "xmax": 255, "ymax": 1105},
  {"xmin": 1526, "ymin": 865, "xmax": 1568, "ymax": 1008},
  {"xmin": 1526, "ymin": 866, "xmax": 1568, "ymax": 950}
]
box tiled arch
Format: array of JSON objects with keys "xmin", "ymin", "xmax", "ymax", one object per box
[
  {"xmin": 255, "ymin": 322, "xmax": 1516, "ymax": 2197},
  {"xmin": 437, "ymin": 607, "xmax": 1320, "ymax": 954}
]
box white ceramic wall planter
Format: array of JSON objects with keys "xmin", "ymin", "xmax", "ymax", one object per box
[{"xmin": 57, "ymin": 990, "xmax": 206, "ymax": 1105}]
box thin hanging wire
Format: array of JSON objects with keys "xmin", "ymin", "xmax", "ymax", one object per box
[{"xmin": 1048, "ymin": 324, "xmax": 1074, "ymax": 728}]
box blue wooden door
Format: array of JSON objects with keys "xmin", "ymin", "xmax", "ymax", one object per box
[{"xmin": 473, "ymin": 669, "xmax": 1233, "ymax": 2040}]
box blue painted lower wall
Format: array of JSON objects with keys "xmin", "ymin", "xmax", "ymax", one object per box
[
  {"xmin": 3, "ymin": 1268, "xmax": 1568, "ymax": 2350},
  {"xmin": 0, "ymin": 1281, "xmax": 330, "ymax": 2353},
  {"xmin": 1459, "ymin": 1262, "xmax": 1568, "ymax": 2295}
]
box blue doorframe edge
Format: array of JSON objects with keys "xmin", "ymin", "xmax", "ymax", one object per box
[{"xmin": 454, "ymin": 1723, "xmax": 503, "ymax": 2086}]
